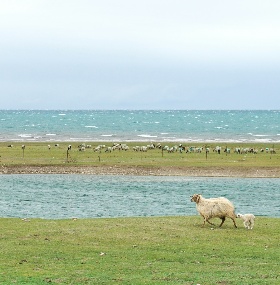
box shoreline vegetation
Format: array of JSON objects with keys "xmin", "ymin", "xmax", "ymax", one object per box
[{"xmin": 1, "ymin": 141, "xmax": 279, "ymax": 177}]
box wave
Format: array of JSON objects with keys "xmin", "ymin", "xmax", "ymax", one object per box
[
  {"xmin": 137, "ymin": 134, "xmax": 158, "ymax": 138},
  {"xmin": 85, "ymin": 126, "xmax": 98, "ymax": 128},
  {"xmin": 18, "ymin": 134, "xmax": 32, "ymax": 138}
]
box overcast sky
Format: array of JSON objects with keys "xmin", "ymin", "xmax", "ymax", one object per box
[{"xmin": 1, "ymin": 0, "xmax": 280, "ymax": 110}]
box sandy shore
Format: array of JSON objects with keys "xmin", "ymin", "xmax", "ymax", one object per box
[{"xmin": 1, "ymin": 165, "xmax": 280, "ymax": 178}]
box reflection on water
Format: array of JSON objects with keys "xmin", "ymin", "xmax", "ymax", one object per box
[{"xmin": 0, "ymin": 175, "xmax": 279, "ymax": 219}]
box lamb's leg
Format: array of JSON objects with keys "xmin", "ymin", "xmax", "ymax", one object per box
[
  {"xmin": 250, "ymin": 220, "xmax": 254, "ymax": 229},
  {"xmin": 249, "ymin": 220, "xmax": 253, "ymax": 229},
  {"xmin": 219, "ymin": 217, "xmax": 226, "ymax": 227}
]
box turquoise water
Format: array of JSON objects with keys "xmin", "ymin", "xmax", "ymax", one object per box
[
  {"xmin": 1, "ymin": 175, "xmax": 279, "ymax": 219},
  {"xmin": 0, "ymin": 110, "xmax": 280, "ymax": 142},
  {"xmin": 1, "ymin": 110, "xmax": 279, "ymax": 220}
]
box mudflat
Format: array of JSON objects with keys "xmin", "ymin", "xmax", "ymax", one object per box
[{"xmin": 2, "ymin": 165, "xmax": 280, "ymax": 178}]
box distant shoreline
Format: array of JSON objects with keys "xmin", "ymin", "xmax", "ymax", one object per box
[
  {"xmin": 2, "ymin": 165, "xmax": 280, "ymax": 178},
  {"xmin": 2, "ymin": 139, "xmax": 280, "ymax": 144}
]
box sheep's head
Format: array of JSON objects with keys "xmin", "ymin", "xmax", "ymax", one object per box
[
  {"xmin": 190, "ymin": 194, "xmax": 201, "ymax": 203},
  {"xmin": 236, "ymin": 213, "xmax": 242, "ymax": 218}
]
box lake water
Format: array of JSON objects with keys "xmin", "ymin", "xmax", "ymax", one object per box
[
  {"xmin": 1, "ymin": 110, "xmax": 279, "ymax": 220},
  {"xmin": 1, "ymin": 174, "xmax": 279, "ymax": 219},
  {"xmin": 1, "ymin": 110, "xmax": 280, "ymax": 143}
]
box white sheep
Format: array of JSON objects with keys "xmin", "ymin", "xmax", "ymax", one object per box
[
  {"xmin": 190, "ymin": 194, "xmax": 237, "ymax": 228},
  {"xmin": 140, "ymin": 146, "xmax": 147, "ymax": 152},
  {"xmin": 236, "ymin": 213, "xmax": 255, "ymax": 229},
  {"xmin": 94, "ymin": 146, "xmax": 101, "ymax": 152}
]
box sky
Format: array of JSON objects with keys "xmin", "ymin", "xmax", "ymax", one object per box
[{"xmin": 1, "ymin": 0, "xmax": 280, "ymax": 110}]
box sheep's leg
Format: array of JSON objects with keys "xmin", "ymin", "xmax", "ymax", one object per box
[
  {"xmin": 219, "ymin": 217, "xmax": 226, "ymax": 227},
  {"xmin": 206, "ymin": 218, "xmax": 215, "ymax": 226},
  {"xmin": 231, "ymin": 218, "xmax": 237, "ymax": 228},
  {"xmin": 250, "ymin": 221, "xmax": 254, "ymax": 229},
  {"xmin": 247, "ymin": 221, "xmax": 251, "ymax": 229},
  {"xmin": 201, "ymin": 216, "xmax": 214, "ymax": 227},
  {"xmin": 201, "ymin": 218, "xmax": 206, "ymax": 227}
]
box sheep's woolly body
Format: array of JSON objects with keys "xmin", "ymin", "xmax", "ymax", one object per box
[
  {"xmin": 237, "ymin": 213, "xmax": 255, "ymax": 229},
  {"xmin": 190, "ymin": 194, "xmax": 237, "ymax": 228}
]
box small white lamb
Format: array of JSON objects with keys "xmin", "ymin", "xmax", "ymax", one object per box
[{"xmin": 236, "ymin": 213, "xmax": 255, "ymax": 229}]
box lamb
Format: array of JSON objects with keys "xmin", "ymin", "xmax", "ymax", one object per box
[
  {"xmin": 236, "ymin": 213, "xmax": 255, "ymax": 229},
  {"xmin": 190, "ymin": 194, "xmax": 237, "ymax": 228}
]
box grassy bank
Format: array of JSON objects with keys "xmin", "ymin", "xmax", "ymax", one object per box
[
  {"xmin": 0, "ymin": 142, "xmax": 279, "ymax": 168},
  {"xmin": 1, "ymin": 216, "xmax": 279, "ymax": 284}
]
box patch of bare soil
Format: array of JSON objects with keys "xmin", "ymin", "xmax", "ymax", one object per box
[{"xmin": 1, "ymin": 165, "xmax": 280, "ymax": 178}]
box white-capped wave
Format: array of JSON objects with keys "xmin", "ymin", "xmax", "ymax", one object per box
[
  {"xmin": 85, "ymin": 126, "xmax": 98, "ymax": 128},
  {"xmin": 138, "ymin": 134, "xmax": 157, "ymax": 138},
  {"xmin": 18, "ymin": 134, "xmax": 32, "ymax": 138}
]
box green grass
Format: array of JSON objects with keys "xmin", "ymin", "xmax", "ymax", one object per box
[
  {"xmin": 1, "ymin": 142, "xmax": 279, "ymax": 283},
  {"xmin": 0, "ymin": 216, "xmax": 279, "ymax": 284},
  {"xmin": 0, "ymin": 142, "xmax": 279, "ymax": 169}
]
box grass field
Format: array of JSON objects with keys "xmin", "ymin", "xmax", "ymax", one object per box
[
  {"xmin": 1, "ymin": 142, "xmax": 279, "ymax": 284},
  {"xmin": 1, "ymin": 216, "xmax": 279, "ymax": 284},
  {"xmin": 0, "ymin": 142, "xmax": 279, "ymax": 168}
]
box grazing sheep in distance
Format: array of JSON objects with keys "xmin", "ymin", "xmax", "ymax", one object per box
[
  {"xmin": 213, "ymin": 146, "xmax": 221, "ymax": 154},
  {"xmin": 190, "ymin": 194, "xmax": 237, "ymax": 228},
  {"xmin": 140, "ymin": 146, "xmax": 147, "ymax": 152},
  {"xmin": 236, "ymin": 213, "xmax": 255, "ymax": 229},
  {"xmin": 156, "ymin": 143, "xmax": 162, "ymax": 149},
  {"xmin": 94, "ymin": 146, "xmax": 101, "ymax": 152}
]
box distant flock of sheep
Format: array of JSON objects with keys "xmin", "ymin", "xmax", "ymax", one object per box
[
  {"xmin": 190, "ymin": 193, "xmax": 255, "ymax": 229},
  {"xmin": 39, "ymin": 143, "xmax": 276, "ymax": 155},
  {"xmin": 7, "ymin": 142, "xmax": 276, "ymax": 156}
]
